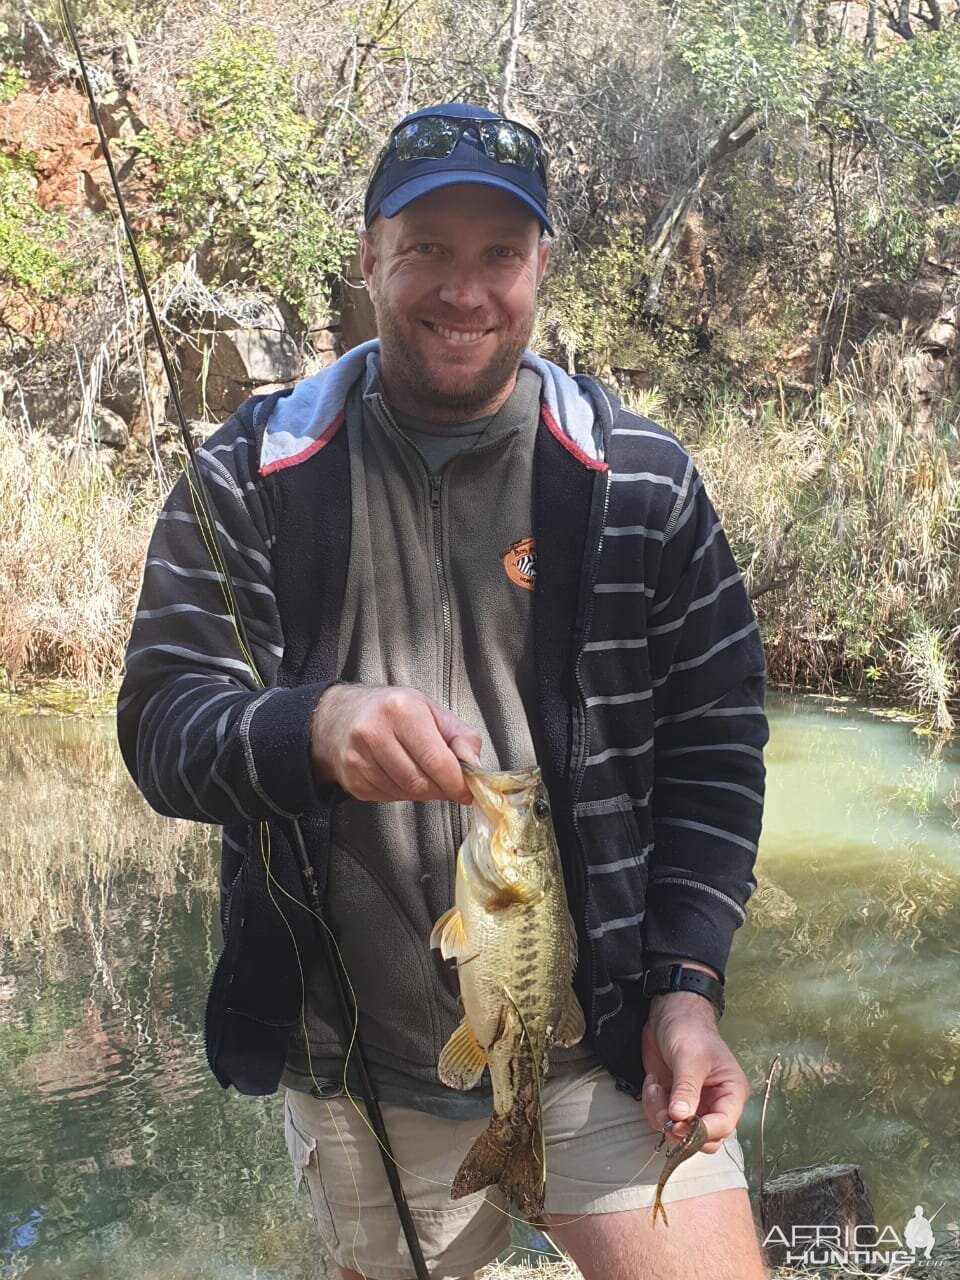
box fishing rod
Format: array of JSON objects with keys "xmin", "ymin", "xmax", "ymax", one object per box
[{"xmin": 58, "ymin": 7, "xmax": 430, "ymax": 1276}]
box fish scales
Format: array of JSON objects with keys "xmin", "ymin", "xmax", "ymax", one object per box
[{"xmin": 430, "ymin": 764, "xmax": 585, "ymax": 1218}]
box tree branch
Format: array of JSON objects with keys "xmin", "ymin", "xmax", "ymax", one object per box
[
  {"xmin": 884, "ymin": 0, "xmax": 915, "ymax": 38},
  {"xmin": 498, "ymin": 0, "xmax": 523, "ymax": 117},
  {"xmin": 643, "ymin": 106, "xmax": 759, "ymax": 315}
]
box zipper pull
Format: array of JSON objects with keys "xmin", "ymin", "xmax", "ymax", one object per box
[{"xmin": 430, "ymin": 474, "xmax": 441, "ymax": 509}]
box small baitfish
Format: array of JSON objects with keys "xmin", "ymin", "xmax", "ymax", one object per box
[
  {"xmin": 651, "ymin": 1114, "xmax": 708, "ymax": 1227},
  {"xmin": 430, "ymin": 764, "xmax": 585, "ymax": 1219}
]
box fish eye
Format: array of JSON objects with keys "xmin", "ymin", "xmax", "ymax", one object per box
[{"xmin": 533, "ymin": 797, "xmax": 550, "ymax": 821}]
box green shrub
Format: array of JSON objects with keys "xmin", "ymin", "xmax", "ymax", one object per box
[
  {"xmin": 540, "ymin": 227, "xmax": 652, "ymax": 370},
  {"xmin": 0, "ymin": 63, "xmax": 26, "ymax": 103},
  {"xmin": 0, "ymin": 154, "xmax": 74, "ymax": 300},
  {"xmin": 136, "ymin": 26, "xmax": 353, "ymax": 313}
]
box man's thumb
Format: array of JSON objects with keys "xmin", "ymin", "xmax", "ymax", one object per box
[
  {"xmin": 432, "ymin": 705, "xmax": 482, "ymax": 765},
  {"xmin": 668, "ymin": 1075, "xmax": 702, "ymax": 1121}
]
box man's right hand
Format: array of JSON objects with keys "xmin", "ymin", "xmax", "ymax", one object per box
[{"xmin": 310, "ymin": 684, "xmax": 482, "ymax": 804}]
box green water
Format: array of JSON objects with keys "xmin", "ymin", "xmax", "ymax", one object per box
[{"xmin": 0, "ymin": 695, "xmax": 958, "ymax": 1277}]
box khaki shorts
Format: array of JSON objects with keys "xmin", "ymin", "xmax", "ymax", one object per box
[{"xmin": 283, "ymin": 1064, "xmax": 748, "ymax": 1279}]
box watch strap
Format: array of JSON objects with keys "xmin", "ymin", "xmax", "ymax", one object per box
[{"xmin": 641, "ymin": 964, "xmax": 725, "ymax": 1016}]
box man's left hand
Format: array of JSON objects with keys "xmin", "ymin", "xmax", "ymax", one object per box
[{"xmin": 640, "ymin": 991, "xmax": 750, "ymax": 1154}]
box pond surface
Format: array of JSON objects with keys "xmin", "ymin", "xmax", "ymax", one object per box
[{"xmin": 0, "ymin": 694, "xmax": 958, "ymax": 1277}]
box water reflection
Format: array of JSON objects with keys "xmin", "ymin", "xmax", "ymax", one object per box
[
  {"xmin": 0, "ymin": 696, "xmax": 958, "ymax": 1276},
  {"xmin": 0, "ymin": 716, "xmax": 319, "ymax": 1279},
  {"xmin": 727, "ymin": 694, "xmax": 960, "ymax": 1243}
]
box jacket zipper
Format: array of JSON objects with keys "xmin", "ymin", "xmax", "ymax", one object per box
[
  {"xmin": 429, "ymin": 471, "xmax": 463, "ymax": 851},
  {"xmin": 569, "ymin": 468, "xmax": 613, "ymax": 1036},
  {"xmin": 429, "ymin": 474, "xmax": 454, "ymax": 715},
  {"xmin": 370, "ymin": 392, "xmax": 521, "ymax": 856},
  {"xmin": 222, "ymin": 859, "xmax": 244, "ymax": 939},
  {"xmin": 423, "ymin": 432, "xmax": 520, "ymax": 852}
]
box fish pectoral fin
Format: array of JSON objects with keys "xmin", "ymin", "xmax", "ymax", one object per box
[
  {"xmin": 438, "ymin": 1017, "xmax": 488, "ymax": 1090},
  {"xmin": 553, "ymin": 989, "xmax": 586, "ymax": 1048},
  {"xmin": 430, "ymin": 907, "xmax": 468, "ymax": 961}
]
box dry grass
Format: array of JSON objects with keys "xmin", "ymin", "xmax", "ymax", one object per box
[
  {"xmin": 0, "ymin": 419, "xmax": 162, "ymax": 693},
  {"xmin": 657, "ymin": 335, "xmax": 960, "ymax": 732},
  {"xmin": 1, "ymin": 327, "xmax": 957, "ymax": 732},
  {"xmin": 481, "ymin": 1262, "xmax": 581, "ymax": 1280}
]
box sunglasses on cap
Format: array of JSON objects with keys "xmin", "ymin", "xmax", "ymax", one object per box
[
  {"xmin": 379, "ymin": 113, "xmax": 547, "ymax": 174},
  {"xmin": 363, "ymin": 109, "xmax": 552, "ymax": 232}
]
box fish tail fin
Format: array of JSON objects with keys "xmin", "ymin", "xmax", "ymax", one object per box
[
  {"xmin": 450, "ymin": 1114, "xmax": 511, "ymax": 1199},
  {"xmin": 652, "ymin": 1196, "xmax": 669, "ymax": 1228},
  {"xmin": 451, "ymin": 1096, "xmax": 545, "ymax": 1219}
]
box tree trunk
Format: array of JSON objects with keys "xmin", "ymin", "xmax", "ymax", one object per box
[
  {"xmin": 761, "ymin": 1164, "xmax": 876, "ymax": 1269},
  {"xmin": 865, "ymin": 0, "xmax": 878, "ymax": 57},
  {"xmin": 923, "ymin": 0, "xmax": 943, "ymax": 31},
  {"xmin": 643, "ymin": 105, "xmax": 758, "ymax": 316},
  {"xmin": 498, "ymin": 0, "xmax": 523, "ymax": 118}
]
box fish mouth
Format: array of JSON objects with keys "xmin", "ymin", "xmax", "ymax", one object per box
[
  {"xmin": 458, "ymin": 764, "xmax": 550, "ymax": 906},
  {"xmin": 460, "ymin": 762, "xmax": 541, "ymax": 789},
  {"xmin": 461, "ymin": 764, "xmax": 542, "ymax": 824}
]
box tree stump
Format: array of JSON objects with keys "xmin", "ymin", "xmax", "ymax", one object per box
[{"xmin": 760, "ymin": 1164, "xmax": 876, "ymax": 1269}]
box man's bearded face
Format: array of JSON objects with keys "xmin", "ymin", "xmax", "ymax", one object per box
[{"xmin": 360, "ymin": 184, "xmax": 549, "ymax": 422}]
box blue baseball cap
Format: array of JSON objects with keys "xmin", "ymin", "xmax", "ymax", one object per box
[{"xmin": 364, "ymin": 103, "xmax": 553, "ymax": 235}]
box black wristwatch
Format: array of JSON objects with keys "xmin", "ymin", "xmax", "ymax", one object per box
[{"xmin": 641, "ymin": 964, "xmax": 725, "ymax": 1017}]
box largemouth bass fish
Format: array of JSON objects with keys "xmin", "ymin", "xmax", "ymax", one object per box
[{"xmin": 430, "ymin": 764, "xmax": 585, "ymax": 1218}]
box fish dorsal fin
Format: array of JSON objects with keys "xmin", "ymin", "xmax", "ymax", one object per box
[
  {"xmin": 568, "ymin": 909, "xmax": 579, "ymax": 969},
  {"xmin": 553, "ymin": 989, "xmax": 586, "ymax": 1048},
  {"xmin": 438, "ymin": 1017, "xmax": 488, "ymax": 1090},
  {"xmin": 430, "ymin": 907, "xmax": 468, "ymax": 960}
]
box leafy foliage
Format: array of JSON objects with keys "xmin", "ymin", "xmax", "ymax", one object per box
[
  {"xmin": 674, "ymin": 0, "xmax": 819, "ymax": 119},
  {"xmin": 136, "ymin": 26, "xmax": 353, "ymax": 310},
  {"xmin": 0, "ymin": 154, "xmax": 72, "ymax": 297},
  {"xmin": 867, "ymin": 27, "xmax": 960, "ymax": 191}
]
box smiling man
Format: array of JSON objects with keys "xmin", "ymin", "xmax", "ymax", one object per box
[
  {"xmin": 118, "ymin": 103, "xmax": 770, "ymax": 1280},
  {"xmin": 360, "ymin": 182, "xmax": 548, "ymax": 419}
]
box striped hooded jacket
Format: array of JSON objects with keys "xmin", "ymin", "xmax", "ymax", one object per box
[{"xmin": 117, "ymin": 343, "xmax": 768, "ymax": 1097}]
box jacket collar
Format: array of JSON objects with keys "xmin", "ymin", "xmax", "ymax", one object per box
[{"xmin": 259, "ymin": 340, "xmax": 616, "ymax": 476}]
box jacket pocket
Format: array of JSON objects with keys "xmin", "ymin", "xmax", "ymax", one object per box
[
  {"xmin": 577, "ymin": 795, "xmax": 649, "ymax": 977},
  {"xmin": 583, "ymin": 798, "xmax": 650, "ymax": 931}
]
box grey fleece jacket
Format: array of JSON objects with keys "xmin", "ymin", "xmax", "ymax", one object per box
[{"xmin": 284, "ymin": 363, "xmax": 592, "ymax": 1114}]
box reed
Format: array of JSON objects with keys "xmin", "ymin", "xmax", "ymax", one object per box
[
  {"xmin": 0, "ymin": 417, "xmax": 161, "ymax": 694},
  {"xmin": 648, "ymin": 335, "xmax": 960, "ymax": 732}
]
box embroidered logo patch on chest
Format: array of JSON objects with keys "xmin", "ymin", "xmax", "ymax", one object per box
[{"xmin": 502, "ymin": 537, "xmax": 537, "ymax": 591}]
